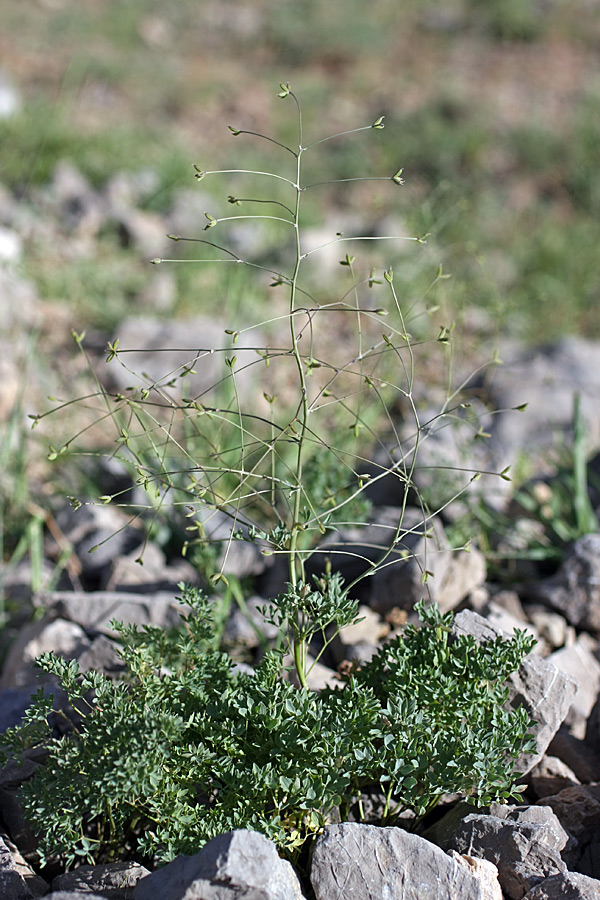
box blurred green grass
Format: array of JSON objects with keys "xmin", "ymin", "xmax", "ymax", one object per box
[{"xmin": 0, "ymin": 0, "xmax": 598, "ymax": 337}]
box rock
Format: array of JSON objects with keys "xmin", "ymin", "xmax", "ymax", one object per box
[
  {"xmin": 76, "ymin": 634, "xmax": 124, "ymax": 675},
  {"xmin": 222, "ymin": 597, "xmax": 279, "ymax": 651},
  {"xmin": 0, "ymin": 689, "xmax": 38, "ymax": 733},
  {"xmin": 485, "ymin": 601, "xmax": 539, "ymax": 648},
  {"xmin": 526, "ymin": 608, "xmax": 574, "ymax": 652},
  {"xmin": 34, "ymin": 590, "xmax": 188, "ymax": 637},
  {"xmin": 53, "ymin": 503, "xmax": 143, "ymax": 585},
  {"xmin": 541, "ymin": 784, "xmax": 600, "ymax": 878},
  {"xmin": 533, "ymin": 533, "xmax": 600, "ymax": 632},
  {"xmin": 548, "ymin": 728, "xmax": 600, "ymax": 784},
  {"xmin": 547, "ymin": 636, "xmax": 600, "ymax": 738},
  {"xmin": 133, "ymin": 829, "xmax": 303, "ymax": 900},
  {"xmin": 0, "ymin": 750, "xmax": 46, "ymax": 857},
  {"xmin": 105, "ymin": 542, "xmax": 198, "ymax": 593},
  {"xmin": 446, "ymin": 806, "xmax": 568, "ymax": 900},
  {"xmin": 330, "ymin": 605, "xmax": 389, "ymax": 665},
  {"xmin": 49, "ymin": 161, "xmax": 104, "ymax": 240},
  {"xmin": 452, "ymin": 610, "xmax": 577, "ymax": 773},
  {"xmin": 522, "ymin": 871, "xmax": 600, "ymax": 898},
  {"xmin": 52, "ymin": 861, "xmax": 150, "ymax": 898},
  {"xmin": 0, "ymin": 226, "xmax": 21, "ymax": 265},
  {"xmin": 528, "ymin": 756, "xmax": 580, "ymax": 800},
  {"xmin": 115, "ymin": 208, "xmax": 170, "ymax": 257},
  {"xmin": 0, "ymin": 834, "xmax": 47, "ymax": 898},
  {"xmin": 310, "ymin": 822, "xmax": 499, "ymax": 900},
  {"xmin": 0, "ymin": 833, "xmax": 36, "ymax": 899},
  {"xmin": 50, "ymin": 894, "xmax": 107, "ymax": 900},
  {"xmin": 184, "ymin": 506, "xmax": 266, "ymax": 580},
  {"xmin": 448, "ymin": 851, "xmax": 503, "ymax": 900},
  {"xmin": 0, "ymin": 617, "xmax": 90, "ymax": 690},
  {"xmin": 316, "ymin": 506, "xmax": 485, "ymax": 614},
  {"xmin": 107, "ymin": 315, "xmax": 260, "ymax": 404},
  {"xmin": 485, "ymin": 338, "xmax": 600, "ymax": 466}
]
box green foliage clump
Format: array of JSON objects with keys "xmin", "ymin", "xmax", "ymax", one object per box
[{"xmin": 1, "ymin": 588, "xmax": 536, "ymax": 869}]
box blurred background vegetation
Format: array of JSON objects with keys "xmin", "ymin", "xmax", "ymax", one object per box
[{"xmin": 1, "ymin": 0, "xmax": 599, "ymax": 339}]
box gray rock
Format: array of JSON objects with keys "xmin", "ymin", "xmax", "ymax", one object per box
[
  {"xmin": 0, "ymin": 617, "xmax": 90, "ymax": 690},
  {"xmin": 447, "ymin": 851, "xmax": 503, "ymax": 900},
  {"xmin": 133, "ymin": 829, "xmax": 303, "ymax": 900},
  {"xmin": 76, "ymin": 634, "xmax": 124, "ymax": 675},
  {"xmin": 522, "ymin": 872, "xmax": 600, "ymax": 899},
  {"xmin": 34, "ymin": 590, "xmax": 187, "ymax": 637},
  {"xmin": 49, "ymin": 894, "xmax": 107, "ymax": 900},
  {"xmin": 528, "ymin": 756, "xmax": 580, "ymax": 800},
  {"xmin": 0, "ymin": 750, "xmax": 46, "ymax": 857},
  {"xmin": 223, "ymin": 597, "xmax": 279, "ymax": 651},
  {"xmin": 452, "ymin": 610, "xmax": 577, "ymax": 773},
  {"xmin": 330, "ymin": 605, "xmax": 389, "ymax": 665},
  {"xmin": 107, "ymin": 315, "xmax": 260, "ymax": 404},
  {"xmin": 317, "ymin": 506, "xmax": 485, "ymax": 614},
  {"xmin": 534, "ymin": 533, "xmax": 600, "ymax": 632},
  {"xmin": 52, "ymin": 861, "xmax": 150, "ymax": 898},
  {"xmin": 526, "ymin": 608, "xmax": 573, "ymax": 652},
  {"xmin": 0, "ymin": 689, "xmax": 39, "ymax": 732},
  {"xmin": 114, "ymin": 208, "xmax": 170, "ymax": 257},
  {"xmin": 548, "ymin": 728, "xmax": 600, "ymax": 784},
  {"xmin": 48, "ymin": 161, "xmax": 105, "ymax": 240},
  {"xmin": 0, "ymin": 836, "xmax": 47, "ymax": 898},
  {"xmin": 446, "ymin": 806, "xmax": 568, "ymax": 900},
  {"xmin": 485, "ymin": 338, "xmax": 600, "ymax": 466},
  {"xmin": 105, "ymin": 542, "xmax": 198, "ymax": 593},
  {"xmin": 541, "ymin": 784, "xmax": 600, "ymax": 878},
  {"xmin": 0, "ymin": 834, "xmax": 34, "ymax": 899},
  {"xmin": 53, "ymin": 504, "xmax": 143, "ymax": 583},
  {"xmin": 547, "ymin": 636, "xmax": 600, "ymax": 738},
  {"xmin": 310, "ymin": 822, "xmax": 498, "ymax": 900}
]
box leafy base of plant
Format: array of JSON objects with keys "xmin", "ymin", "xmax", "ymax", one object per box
[{"xmin": 1, "ymin": 588, "xmax": 536, "ymax": 870}]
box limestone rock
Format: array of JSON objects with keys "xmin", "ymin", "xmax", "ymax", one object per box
[
  {"xmin": 52, "ymin": 861, "xmax": 150, "ymax": 898},
  {"xmin": 0, "ymin": 617, "xmax": 90, "ymax": 690},
  {"xmin": 446, "ymin": 805, "xmax": 568, "ymax": 900},
  {"xmin": 311, "ymin": 822, "xmax": 499, "ymax": 900},
  {"xmin": 534, "ymin": 533, "xmax": 600, "ymax": 632},
  {"xmin": 34, "ymin": 590, "xmax": 187, "ymax": 637},
  {"xmin": 522, "ymin": 872, "xmax": 600, "ymax": 899},
  {"xmin": 547, "ymin": 637, "xmax": 600, "ymax": 738},
  {"xmin": 528, "ymin": 756, "xmax": 580, "ymax": 800},
  {"xmin": 133, "ymin": 830, "xmax": 303, "ymax": 900}
]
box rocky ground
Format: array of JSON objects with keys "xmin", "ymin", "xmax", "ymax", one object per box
[{"xmin": 4, "ymin": 99, "xmax": 600, "ymax": 900}]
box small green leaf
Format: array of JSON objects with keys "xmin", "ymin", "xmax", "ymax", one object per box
[
  {"xmin": 392, "ymin": 168, "xmax": 404, "ymax": 185},
  {"xmin": 228, "ymin": 125, "xmax": 241, "ymax": 135},
  {"xmin": 372, "ymin": 116, "xmax": 385, "ymax": 130},
  {"xmin": 204, "ymin": 212, "xmax": 217, "ymax": 229}
]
